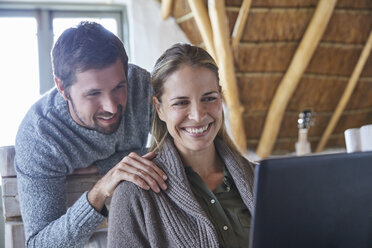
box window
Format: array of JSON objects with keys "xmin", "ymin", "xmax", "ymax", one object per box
[
  {"xmin": 0, "ymin": 16, "xmax": 39, "ymax": 147},
  {"xmin": 0, "ymin": 4, "xmax": 128, "ymax": 146}
]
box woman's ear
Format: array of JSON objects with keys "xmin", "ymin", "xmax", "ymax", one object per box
[
  {"xmin": 153, "ymin": 96, "xmax": 165, "ymax": 121},
  {"xmin": 55, "ymin": 77, "xmax": 69, "ymax": 101}
]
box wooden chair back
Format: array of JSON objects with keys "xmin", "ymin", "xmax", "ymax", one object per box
[{"xmin": 0, "ymin": 146, "xmax": 101, "ymax": 248}]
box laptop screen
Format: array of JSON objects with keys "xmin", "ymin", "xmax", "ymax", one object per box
[{"xmin": 250, "ymin": 151, "xmax": 372, "ymax": 248}]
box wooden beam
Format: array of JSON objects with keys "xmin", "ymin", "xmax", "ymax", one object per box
[
  {"xmin": 5, "ymin": 221, "xmax": 25, "ymax": 248},
  {"xmin": 161, "ymin": 0, "xmax": 173, "ymax": 20},
  {"xmin": 208, "ymin": 0, "xmax": 247, "ymax": 153},
  {"xmin": 316, "ymin": 30, "xmax": 372, "ymax": 152},
  {"xmin": 187, "ymin": 0, "xmax": 217, "ymax": 61},
  {"xmin": 256, "ymin": 0, "xmax": 337, "ymax": 158},
  {"xmin": 231, "ymin": 0, "xmax": 252, "ymax": 49},
  {"xmin": 0, "ymin": 146, "xmax": 16, "ymax": 177}
]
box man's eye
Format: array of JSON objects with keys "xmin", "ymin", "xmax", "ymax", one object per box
[
  {"xmin": 114, "ymin": 84, "xmax": 125, "ymax": 91},
  {"xmin": 87, "ymin": 91, "xmax": 100, "ymax": 97}
]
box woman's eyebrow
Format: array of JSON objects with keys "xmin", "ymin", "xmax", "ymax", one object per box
[
  {"xmin": 203, "ymin": 91, "xmax": 219, "ymax": 96},
  {"xmin": 170, "ymin": 96, "xmax": 189, "ymax": 101},
  {"xmin": 169, "ymin": 91, "xmax": 219, "ymax": 100}
]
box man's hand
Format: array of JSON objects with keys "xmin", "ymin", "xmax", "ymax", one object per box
[{"xmin": 87, "ymin": 152, "xmax": 167, "ymax": 212}]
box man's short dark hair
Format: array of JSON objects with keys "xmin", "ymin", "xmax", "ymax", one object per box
[{"xmin": 52, "ymin": 21, "xmax": 128, "ymax": 92}]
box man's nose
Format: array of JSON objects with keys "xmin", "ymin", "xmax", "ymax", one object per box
[{"xmin": 102, "ymin": 95, "xmax": 118, "ymax": 113}]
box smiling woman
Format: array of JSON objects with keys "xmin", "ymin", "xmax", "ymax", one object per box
[
  {"xmin": 153, "ymin": 65, "xmax": 223, "ymax": 155},
  {"xmin": 107, "ymin": 43, "xmax": 256, "ymax": 248}
]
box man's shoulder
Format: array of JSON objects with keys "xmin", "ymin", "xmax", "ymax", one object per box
[
  {"xmin": 124, "ymin": 64, "xmax": 153, "ymax": 120},
  {"xmin": 26, "ymin": 88, "xmax": 63, "ymax": 116},
  {"xmin": 126, "ymin": 63, "xmax": 152, "ymax": 96},
  {"xmin": 18, "ymin": 88, "xmax": 66, "ymax": 133},
  {"xmin": 15, "ymin": 88, "xmax": 71, "ymax": 160},
  {"xmin": 128, "ymin": 63, "xmax": 150, "ymax": 79}
]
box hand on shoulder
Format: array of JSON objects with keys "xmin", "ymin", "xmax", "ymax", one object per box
[{"xmin": 87, "ymin": 152, "xmax": 168, "ymax": 212}]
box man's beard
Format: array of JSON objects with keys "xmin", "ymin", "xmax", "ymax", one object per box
[{"xmin": 71, "ymin": 99, "xmax": 124, "ymax": 134}]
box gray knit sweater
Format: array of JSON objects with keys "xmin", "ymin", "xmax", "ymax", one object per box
[
  {"xmin": 15, "ymin": 64, "xmax": 153, "ymax": 248},
  {"xmin": 107, "ymin": 137, "xmax": 255, "ymax": 248}
]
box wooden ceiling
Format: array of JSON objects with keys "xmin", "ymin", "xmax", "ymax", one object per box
[{"xmin": 159, "ymin": 0, "xmax": 372, "ymax": 157}]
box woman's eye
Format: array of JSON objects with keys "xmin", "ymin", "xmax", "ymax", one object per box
[
  {"xmin": 173, "ymin": 101, "xmax": 189, "ymax": 106},
  {"xmin": 203, "ymin": 97, "xmax": 217, "ymax": 102}
]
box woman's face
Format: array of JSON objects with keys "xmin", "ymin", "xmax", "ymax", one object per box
[{"xmin": 154, "ymin": 64, "xmax": 223, "ymax": 154}]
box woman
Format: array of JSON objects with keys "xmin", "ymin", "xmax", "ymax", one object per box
[{"xmin": 108, "ymin": 43, "xmax": 255, "ymax": 248}]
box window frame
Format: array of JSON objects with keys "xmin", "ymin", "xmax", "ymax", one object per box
[{"xmin": 0, "ymin": 3, "xmax": 129, "ymax": 94}]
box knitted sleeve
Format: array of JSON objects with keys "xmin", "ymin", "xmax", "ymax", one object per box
[{"xmin": 15, "ymin": 123, "xmax": 105, "ymax": 247}]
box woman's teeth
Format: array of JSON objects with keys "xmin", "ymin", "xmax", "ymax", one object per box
[{"xmin": 185, "ymin": 124, "xmax": 209, "ymax": 134}]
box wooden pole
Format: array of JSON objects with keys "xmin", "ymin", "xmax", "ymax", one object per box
[
  {"xmin": 316, "ymin": 30, "xmax": 372, "ymax": 152},
  {"xmin": 209, "ymin": 0, "xmax": 247, "ymax": 153},
  {"xmin": 231, "ymin": 0, "xmax": 252, "ymax": 49},
  {"xmin": 188, "ymin": 0, "xmax": 217, "ymax": 61},
  {"xmin": 161, "ymin": 0, "xmax": 173, "ymax": 20},
  {"xmin": 256, "ymin": 0, "xmax": 337, "ymax": 158}
]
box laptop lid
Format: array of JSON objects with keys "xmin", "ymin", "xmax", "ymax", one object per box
[{"xmin": 250, "ymin": 151, "xmax": 372, "ymax": 248}]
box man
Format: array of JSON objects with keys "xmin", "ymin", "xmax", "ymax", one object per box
[{"xmin": 15, "ymin": 21, "xmax": 167, "ymax": 247}]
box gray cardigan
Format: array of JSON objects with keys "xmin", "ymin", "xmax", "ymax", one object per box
[
  {"xmin": 15, "ymin": 64, "xmax": 153, "ymax": 248},
  {"xmin": 107, "ymin": 137, "xmax": 255, "ymax": 248}
]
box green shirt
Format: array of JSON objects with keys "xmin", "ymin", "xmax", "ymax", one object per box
[{"xmin": 185, "ymin": 165, "xmax": 251, "ymax": 248}]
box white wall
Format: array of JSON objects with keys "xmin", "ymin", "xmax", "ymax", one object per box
[{"xmin": 123, "ymin": 0, "xmax": 189, "ymax": 71}]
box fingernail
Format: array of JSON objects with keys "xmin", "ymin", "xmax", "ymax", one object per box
[
  {"xmin": 161, "ymin": 184, "xmax": 167, "ymax": 190},
  {"xmin": 145, "ymin": 185, "xmax": 150, "ymax": 190},
  {"xmin": 163, "ymin": 175, "xmax": 168, "ymax": 180}
]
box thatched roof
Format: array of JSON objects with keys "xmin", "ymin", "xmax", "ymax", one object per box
[{"xmin": 159, "ymin": 0, "xmax": 372, "ymax": 157}]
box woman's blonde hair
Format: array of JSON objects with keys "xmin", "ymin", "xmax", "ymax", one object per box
[{"xmin": 150, "ymin": 43, "xmax": 240, "ymax": 155}]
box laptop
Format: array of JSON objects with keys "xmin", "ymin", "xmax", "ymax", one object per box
[{"xmin": 250, "ymin": 151, "xmax": 372, "ymax": 248}]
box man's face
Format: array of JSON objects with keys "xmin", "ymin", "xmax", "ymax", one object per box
[{"xmin": 63, "ymin": 59, "xmax": 127, "ymax": 134}]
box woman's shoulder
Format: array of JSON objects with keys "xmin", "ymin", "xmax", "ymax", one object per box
[
  {"xmin": 240, "ymin": 155, "xmax": 258, "ymax": 169},
  {"xmin": 215, "ymin": 138, "xmax": 256, "ymax": 170},
  {"xmin": 112, "ymin": 180, "xmax": 144, "ymax": 201}
]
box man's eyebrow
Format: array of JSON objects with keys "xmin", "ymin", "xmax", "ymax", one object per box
[
  {"xmin": 112, "ymin": 81, "xmax": 126, "ymax": 89},
  {"xmin": 85, "ymin": 88, "xmax": 100, "ymax": 95},
  {"xmin": 84, "ymin": 80, "xmax": 127, "ymax": 95}
]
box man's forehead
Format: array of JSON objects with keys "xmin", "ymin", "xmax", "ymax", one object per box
[{"xmin": 72, "ymin": 62, "xmax": 126, "ymax": 91}]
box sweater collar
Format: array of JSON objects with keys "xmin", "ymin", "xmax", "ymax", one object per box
[{"xmin": 154, "ymin": 136, "xmax": 254, "ymax": 213}]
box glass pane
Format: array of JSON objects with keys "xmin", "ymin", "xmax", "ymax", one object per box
[
  {"xmin": 0, "ymin": 17, "xmax": 40, "ymax": 146},
  {"xmin": 53, "ymin": 18, "xmax": 118, "ymax": 42}
]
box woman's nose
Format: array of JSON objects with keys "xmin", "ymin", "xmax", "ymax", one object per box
[{"xmin": 188, "ymin": 103, "xmax": 206, "ymax": 122}]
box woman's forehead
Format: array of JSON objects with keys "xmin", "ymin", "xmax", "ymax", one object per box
[{"xmin": 163, "ymin": 65, "xmax": 218, "ymax": 92}]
